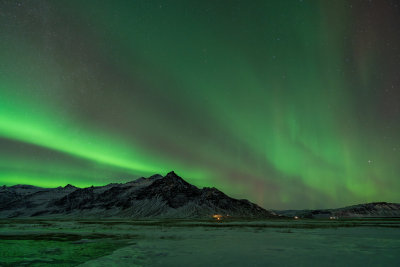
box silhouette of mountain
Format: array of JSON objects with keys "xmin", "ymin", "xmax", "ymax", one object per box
[
  {"xmin": 0, "ymin": 171, "xmax": 275, "ymax": 219},
  {"xmin": 275, "ymin": 202, "xmax": 400, "ymax": 218}
]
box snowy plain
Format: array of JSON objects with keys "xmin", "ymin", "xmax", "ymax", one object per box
[{"xmin": 0, "ymin": 219, "xmax": 399, "ymax": 266}]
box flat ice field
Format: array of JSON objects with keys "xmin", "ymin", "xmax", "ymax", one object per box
[{"xmin": 0, "ymin": 219, "xmax": 399, "ymax": 266}]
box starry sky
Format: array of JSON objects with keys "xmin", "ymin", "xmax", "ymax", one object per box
[{"xmin": 1, "ymin": 0, "xmax": 399, "ymax": 209}]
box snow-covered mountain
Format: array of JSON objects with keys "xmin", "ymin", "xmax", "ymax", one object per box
[
  {"xmin": 275, "ymin": 202, "xmax": 400, "ymax": 218},
  {"xmin": 0, "ymin": 171, "xmax": 275, "ymax": 219}
]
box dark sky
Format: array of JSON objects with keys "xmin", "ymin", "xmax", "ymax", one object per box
[{"xmin": 0, "ymin": 0, "xmax": 399, "ymax": 209}]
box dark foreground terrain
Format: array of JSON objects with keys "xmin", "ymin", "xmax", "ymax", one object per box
[{"xmin": 1, "ymin": 218, "xmax": 399, "ymax": 266}]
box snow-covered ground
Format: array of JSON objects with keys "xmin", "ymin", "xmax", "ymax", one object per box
[{"xmin": 1, "ymin": 219, "xmax": 399, "ymax": 266}]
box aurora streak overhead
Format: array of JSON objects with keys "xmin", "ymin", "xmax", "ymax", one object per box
[{"xmin": 0, "ymin": 0, "xmax": 399, "ymax": 209}]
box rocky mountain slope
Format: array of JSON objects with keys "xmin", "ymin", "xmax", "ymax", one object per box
[
  {"xmin": 0, "ymin": 171, "xmax": 275, "ymax": 219},
  {"xmin": 275, "ymin": 202, "xmax": 400, "ymax": 218}
]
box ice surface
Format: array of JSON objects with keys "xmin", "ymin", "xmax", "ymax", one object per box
[{"xmin": 1, "ymin": 219, "xmax": 399, "ymax": 266}]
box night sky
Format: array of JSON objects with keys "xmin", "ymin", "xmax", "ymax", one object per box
[{"xmin": 1, "ymin": 0, "xmax": 399, "ymax": 209}]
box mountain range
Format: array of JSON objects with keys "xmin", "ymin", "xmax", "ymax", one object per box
[
  {"xmin": 1, "ymin": 171, "xmax": 399, "ymax": 219},
  {"xmin": 0, "ymin": 171, "xmax": 274, "ymax": 219},
  {"xmin": 274, "ymin": 202, "xmax": 400, "ymax": 218}
]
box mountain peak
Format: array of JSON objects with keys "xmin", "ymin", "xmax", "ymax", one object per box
[
  {"xmin": 165, "ymin": 171, "xmax": 178, "ymax": 178},
  {"xmin": 161, "ymin": 171, "xmax": 193, "ymax": 188},
  {"xmin": 163, "ymin": 171, "xmax": 187, "ymax": 183}
]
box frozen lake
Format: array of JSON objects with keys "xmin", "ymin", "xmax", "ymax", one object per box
[{"xmin": 1, "ymin": 218, "xmax": 399, "ymax": 266}]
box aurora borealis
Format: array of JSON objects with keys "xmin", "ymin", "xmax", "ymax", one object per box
[{"xmin": 0, "ymin": 0, "xmax": 399, "ymax": 209}]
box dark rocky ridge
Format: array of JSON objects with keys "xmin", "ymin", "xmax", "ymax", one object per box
[
  {"xmin": 275, "ymin": 202, "xmax": 400, "ymax": 218},
  {"xmin": 0, "ymin": 171, "xmax": 276, "ymax": 218}
]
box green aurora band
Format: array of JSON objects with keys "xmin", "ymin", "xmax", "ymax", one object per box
[{"xmin": 0, "ymin": 0, "xmax": 399, "ymax": 209}]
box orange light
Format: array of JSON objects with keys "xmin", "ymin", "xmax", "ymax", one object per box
[{"xmin": 212, "ymin": 214, "xmax": 223, "ymax": 220}]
